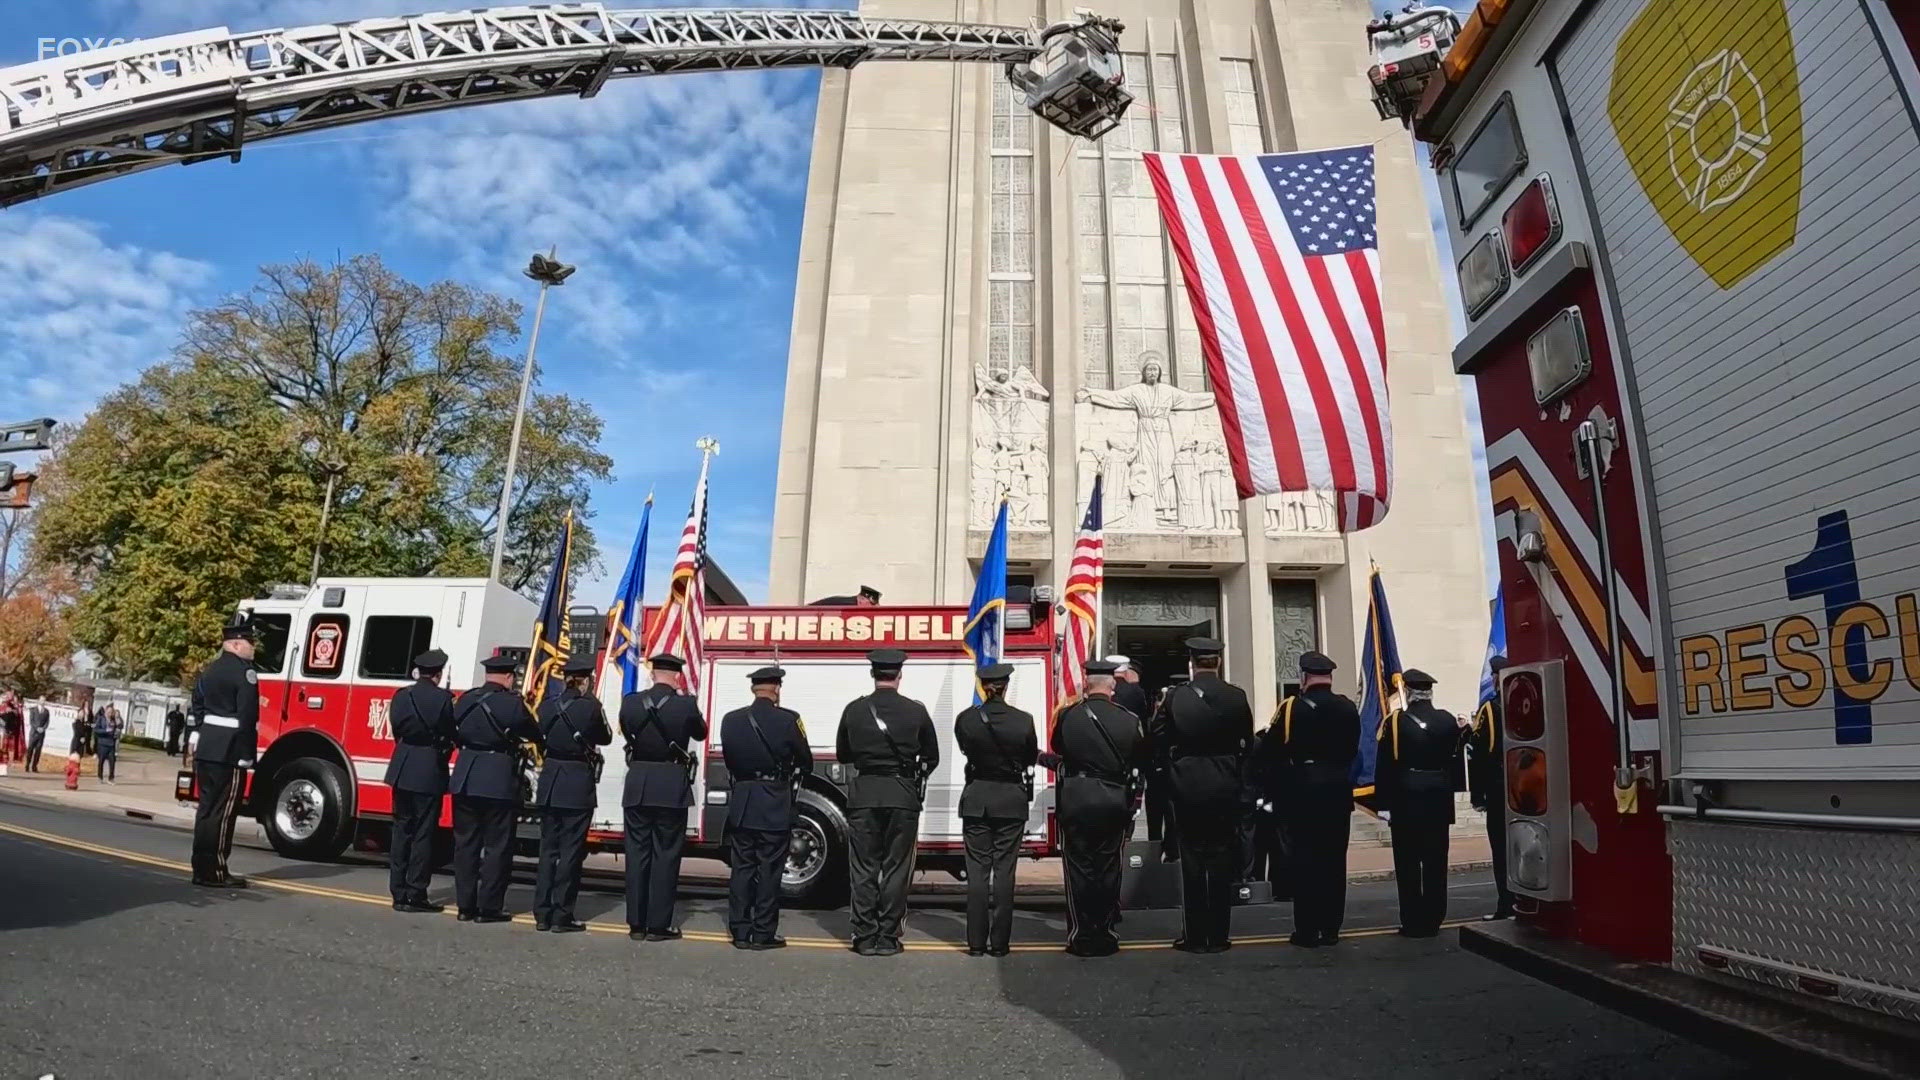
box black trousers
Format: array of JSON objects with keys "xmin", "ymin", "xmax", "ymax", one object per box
[
  {"xmin": 1485, "ymin": 798, "xmax": 1514, "ymax": 916},
  {"xmin": 727, "ymin": 828, "xmax": 788, "ymax": 942},
  {"xmin": 1289, "ymin": 801, "xmax": 1351, "ymax": 936},
  {"xmin": 25, "ymin": 730, "xmax": 46, "ymax": 772},
  {"xmin": 165, "ymin": 725, "xmax": 183, "ymax": 755},
  {"xmin": 1061, "ymin": 819, "xmax": 1126, "ymax": 950},
  {"xmin": 962, "ymin": 817, "xmax": 1023, "ymax": 952},
  {"xmin": 388, "ymin": 789, "xmax": 440, "ymax": 904},
  {"xmin": 624, "ymin": 805, "xmax": 687, "ymax": 932},
  {"xmin": 452, "ymin": 795, "xmax": 517, "ymax": 916},
  {"xmin": 534, "ymin": 806, "xmax": 591, "ymax": 923},
  {"xmin": 192, "ymin": 761, "xmax": 245, "ymax": 881},
  {"xmin": 96, "ymin": 741, "xmax": 117, "ymax": 779},
  {"xmin": 1392, "ymin": 812, "xmax": 1452, "ymax": 933},
  {"xmin": 847, "ymin": 807, "xmax": 919, "ymax": 944},
  {"xmin": 1177, "ymin": 815, "xmax": 1239, "ymax": 947},
  {"xmin": 1241, "ymin": 809, "xmax": 1291, "ymax": 898}
]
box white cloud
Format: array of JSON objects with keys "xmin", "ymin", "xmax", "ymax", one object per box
[{"xmin": 0, "ymin": 214, "xmax": 215, "ymax": 420}]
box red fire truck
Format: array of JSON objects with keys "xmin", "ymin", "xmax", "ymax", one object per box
[
  {"xmin": 1380, "ymin": 0, "xmax": 1920, "ymax": 1068},
  {"xmin": 199, "ymin": 578, "xmax": 1061, "ymax": 907}
]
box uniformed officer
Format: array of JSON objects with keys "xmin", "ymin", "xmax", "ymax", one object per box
[
  {"xmin": 449, "ymin": 654, "xmax": 543, "ymax": 922},
  {"xmin": 720, "ymin": 666, "xmax": 813, "ymax": 950},
  {"xmin": 1108, "ymin": 656, "xmax": 1151, "ymax": 721},
  {"xmin": 1252, "ymin": 651, "xmax": 1360, "ymax": 947},
  {"xmin": 620, "ymin": 653, "xmax": 708, "ymax": 941},
  {"xmin": 1150, "ymin": 637, "xmax": 1253, "ymax": 953},
  {"xmin": 1044, "ymin": 659, "xmax": 1147, "ymax": 957},
  {"xmin": 954, "ymin": 662, "xmax": 1039, "ymax": 957},
  {"xmin": 837, "ymin": 648, "xmax": 939, "ymax": 957},
  {"xmin": 532, "ymin": 657, "xmax": 612, "ymax": 933},
  {"xmin": 1377, "ymin": 668, "xmax": 1470, "ymax": 937},
  {"xmin": 384, "ymin": 647, "xmax": 456, "ymax": 912},
  {"xmin": 1468, "ymin": 655, "xmax": 1514, "ymax": 920},
  {"xmin": 187, "ymin": 614, "xmax": 261, "ymax": 888}
]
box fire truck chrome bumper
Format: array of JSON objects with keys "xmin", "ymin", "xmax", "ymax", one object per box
[{"xmin": 1459, "ymin": 921, "xmax": 1920, "ymax": 1079}]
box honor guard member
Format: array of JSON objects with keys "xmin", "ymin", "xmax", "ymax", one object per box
[
  {"xmin": 1043, "ymin": 660, "xmax": 1147, "ymax": 957},
  {"xmin": 449, "ymin": 654, "xmax": 543, "ymax": 923},
  {"xmin": 1149, "ymin": 637, "xmax": 1253, "ymax": 953},
  {"xmin": 187, "ymin": 615, "xmax": 262, "ymax": 888},
  {"xmin": 837, "ymin": 648, "xmax": 939, "ymax": 956},
  {"xmin": 532, "ymin": 657, "xmax": 612, "ymax": 933},
  {"xmin": 384, "ymin": 648, "xmax": 456, "ymax": 912},
  {"xmin": 620, "ymin": 653, "xmax": 708, "ymax": 941},
  {"xmin": 1376, "ymin": 668, "xmax": 1470, "ymax": 937},
  {"xmin": 954, "ymin": 662, "xmax": 1040, "ymax": 957},
  {"xmin": 1108, "ymin": 656, "xmax": 1151, "ymax": 720},
  {"xmin": 1254, "ymin": 651, "xmax": 1359, "ymax": 947},
  {"xmin": 720, "ymin": 666, "xmax": 813, "ymax": 949},
  {"xmin": 1468, "ymin": 655, "xmax": 1514, "ymax": 920}
]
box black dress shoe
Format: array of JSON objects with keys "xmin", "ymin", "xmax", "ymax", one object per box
[
  {"xmin": 754, "ymin": 936, "xmax": 787, "ymax": 950},
  {"xmin": 393, "ymin": 901, "xmax": 441, "ymax": 914},
  {"xmin": 853, "ymin": 939, "xmax": 878, "ymax": 956},
  {"xmin": 732, "ymin": 939, "xmax": 756, "ymax": 950},
  {"xmin": 457, "ymin": 910, "xmax": 477, "ymax": 922},
  {"xmin": 220, "ymin": 875, "xmax": 249, "ymax": 889},
  {"xmin": 1483, "ymin": 911, "xmax": 1513, "ymax": 921},
  {"xmin": 646, "ymin": 928, "xmax": 682, "ymax": 942},
  {"xmin": 550, "ymin": 920, "xmax": 588, "ymax": 934},
  {"xmin": 474, "ymin": 911, "xmax": 513, "ymax": 924},
  {"xmin": 629, "ymin": 929, "xmax": 649, "ymax": 941},
  {"xmin": 534, "ymin": 920, "xmax": 551, "ymax": 932},
  {"xmin": 871, "ymin": 940, "xmax": 902, "ymax": 957},
  {"xmin": 1317, "ymin": 930, "xmax": 1339, "ymax": 946},
  {"xmin": 965, "ymin": 947, "xmax": 987, "ymax": 957},
  {"xmin": 1288, "ymin": 932, "xmax": 1321, "ymax": 948},
  {"xmin": 987, "ymin": 946, "xmax": 1011, "ymax": 957},
  {"xmin": 1203, "ymin": 942, "xmax": 1232, "ymax": 954},
  {"xmin": 1171, "ymin": 938, "xmax": 1207, "ymax": 954},
  {"xmin": 192, "ymin": 876, "xmax": 241, "ymax": 889},
  {"xmin": 413, "ymin": 901, "xmax": 446, "ymax": 914}
]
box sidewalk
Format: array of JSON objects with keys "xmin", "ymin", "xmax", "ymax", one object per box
[{"xmin": 0, "ymin": 744, "xmax": 1492, "ymax": 885}]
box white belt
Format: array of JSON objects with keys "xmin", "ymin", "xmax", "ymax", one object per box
[{"xmin": 201, "ymin": 714, "xmax": 240, "ymax": 729}]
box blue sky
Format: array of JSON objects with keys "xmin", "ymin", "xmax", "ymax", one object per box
[{"xmin": 1, "ymin": 0, "xmax": 1491, "ymax": 602}]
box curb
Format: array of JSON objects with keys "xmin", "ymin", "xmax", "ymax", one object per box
[{"xmin": 0, "ymin": 786, "xmax": 198, "ymax": 829}]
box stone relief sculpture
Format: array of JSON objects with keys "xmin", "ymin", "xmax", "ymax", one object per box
[{"xmin": 970, "ymin": 364, "xmax": 1050, "ymax": 529}]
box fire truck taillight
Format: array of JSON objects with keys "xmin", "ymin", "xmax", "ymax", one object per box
[
  {"xmin": 1499, "ymin": 662, "xmax": 1571, "ymax": 902},
  {"xmin": 1458, "ymin": 229, "xmax": 1509, "ymax": 319},
  {"xmin": 1501, "ymin": 175, "xmax": 1562, "ymax": 273},
  {"xmin": 1526, "ymin": 306, "xmax": 1593, "ymax": 406},
  {"xmin": 1506, "ymin": 746, "xmax": 1547, "ymax": 815}
]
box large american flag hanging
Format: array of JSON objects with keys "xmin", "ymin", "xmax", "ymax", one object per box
[
  {"xmin": 1056, "ymin": 475, "xmax": 1105, "ymax": 707},
  {"xmin": 641, "ymin": 442, "xmax": 714, "ymax": 698},
  {"xmin": 1141, "ymin": 146, "xmax": 1391, "ymax": 531}
]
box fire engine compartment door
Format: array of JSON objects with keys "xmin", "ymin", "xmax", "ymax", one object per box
[
  {"xmin": 706, "ymin": 656, "xmax": 1053, "ymax": 842},
  {"xmin": 1553, "ymin": 0, "xmax": 1920, "ymax": 779}
]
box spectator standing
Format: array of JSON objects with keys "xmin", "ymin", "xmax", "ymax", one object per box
[
  {"xmin": 25, "ymin": 702, "xmax": 50, "ymax": 772},
  {"xmin": 94, "ymin": 705, "xmax": 122, "ymax": 783},
  {"xmin": 165, "ymin": 705, "xmax": 187, "ymax": 756},
  {"xmin": 0, "ymin": 695, "xmax": 21, "ymax": 765}
]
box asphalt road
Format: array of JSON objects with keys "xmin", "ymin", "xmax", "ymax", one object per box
[{"xmin": 1, "ymin": 797, "xmax": 1769, "ymax": 1080}]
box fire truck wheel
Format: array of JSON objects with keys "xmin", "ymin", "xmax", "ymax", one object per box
[
  {"xmin": 261, "ymin": 757, "xmax": 353, "ymax": 862},
  {"xmin": 782, "ymin": 790, "xmax": 850, "ymax": 909}
]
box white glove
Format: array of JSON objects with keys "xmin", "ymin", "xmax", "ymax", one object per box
[
  {"xmin": 1378, "ymin": 810, "xmax": 1392, "ymax": 823},
  {"xmin": 1256, "ymin": 798, "xmax": 1274, "ymax": 813},
  {"xmin": 237, "ymin": 759, "xmax": 254, "ymax": 769}
]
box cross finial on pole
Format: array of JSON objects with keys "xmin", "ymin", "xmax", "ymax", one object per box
[{"xmin": 696, "ymin": 436, "xmax": 720, "ymax": 460}]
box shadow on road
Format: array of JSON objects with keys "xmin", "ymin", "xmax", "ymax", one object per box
[{"xmin": 0, "ymin": 833, "xmax": 277, "ymax": 932}]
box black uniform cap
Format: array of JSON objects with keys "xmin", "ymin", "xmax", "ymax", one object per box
[
  {"xmin": 748, "ymin": 666, "xmax": 785, "ymax": 685},
  {"xmin": 1488, "ymin": 654, "xmax": 1509, "ymax": 672},
  {"xmin": 1185, "ymin": 637, "xmax": 1224, "ymax": 657},
  {"xmin": 480, "ymin": 654, "xmax": 519, "ymax": 673},
  {"xmin": 648, "ymin": 653, "xmax": 684, "ymax": 672},
  {"xmin": 562, "ymin": 656, "xmax": 596, "ymax": 677},
  {"xmin": 859, "ymin": 585, "xmax": 882, "ymax": 602},
  {"xmin": 1299, "ymin": 650, "xmax": 1337, "ymax": 675},
  {"xmin": 868, "ymin": 648, "xmax": 908, "ymax": 676},
  {"xmin": 221, "ymin": 614, "xmax": 256, "ymax": 641},
  {"xmin": 1084, "ymin": 659, "xmax": 1120, "ymax": 676},
  {"xmin": 978, "ymin": 662, "xmax": 1015, "ymax": 682},
  {"xmin": 1401, "ymin": 668, "xmax": 1436, "ymax": 689},
  {"xmin": 413, "ymin": 648, "xmax": 448, "ymax": 671}
]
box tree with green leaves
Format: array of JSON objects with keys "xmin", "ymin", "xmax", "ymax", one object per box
[{"xmin": 31, "ymin": 255, "xmax": 611, "ymax": 685}]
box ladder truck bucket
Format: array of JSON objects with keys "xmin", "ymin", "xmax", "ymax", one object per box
[
  {"xmin": 1007, "ymin": 11, "xmax": 1133, "ymax": 140},
  {"xmin": 1365, "ymin": 4, "xmax": 1461, "ymax": 124}
]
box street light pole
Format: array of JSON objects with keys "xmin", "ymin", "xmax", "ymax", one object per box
[
  {"xmin": 309, "ymin": 459, "xmax": 345, "ymax": 585},
  {"xmin": 490, "ymin": 249, "xmax": 576, "ymax": 584}
]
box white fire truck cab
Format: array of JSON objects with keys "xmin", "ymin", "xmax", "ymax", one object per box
[{"xmin": 1395, "ymin": 0, "xmax": 1920, "ymax": 1070}]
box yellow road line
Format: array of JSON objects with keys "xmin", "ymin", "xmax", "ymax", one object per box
[{"xmin": 0, "ymin": 820, "xmax": 1471, "ymax": 952}]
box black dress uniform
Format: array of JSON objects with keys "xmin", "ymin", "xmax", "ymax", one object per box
[
  {"xmin": 619, "ymin": 653, "xmax": 708, "ymax": 940},
  {"xmin": 837, "ymin": 649, "xmax": 939, "ymax": 956},
  {"xmin": 383, "ymin": 648, "xmax": 456, "ymax": 912},
  {"xmin": 1468, "ymin": 655, "xmax": 1514, "ymax": 920},
  {"xmin": 954, "ymin": 663, "xmax": 1039, "ymax": 957},
  {"xmin": 187, "ymin": 617, "xmax": 261, "ymax": 888},
  {"xmin": 449, "ymin": 655, "xmax": 543, "ymax": 921},
  {"xmin": 1252, "ymin": 652, "xmax": 1359, "ymax": 947},
  {"xmin": 1047, "ymin": 662, "xmax": 1147, "ymax": 957},
  {"xmin": 533, "ymin": 659, "xmax": 612, "ymax": 932},
  {"xmin": 720, "ymin": 667, "xmax": 813, "ymax": 949},
  {"xmin": 1377, "ymin": 668, "xmax": 1469, "ymax": 937},
  {"xmin": 1150, "ymin": 638, "xmax": 1253, "ymax": 953}
]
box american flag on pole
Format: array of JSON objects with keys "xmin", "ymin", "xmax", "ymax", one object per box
[
  {"xmin": 641, "ymin": 440, "xmax": 715, "ymax": 698},
  {"xmin": 1056, "ymin": 475, "xmax": 1105, "ymax": 706},
  {"xmin": 1141, "ymin": 146, "xmax": 1391, "ymax": 531}
]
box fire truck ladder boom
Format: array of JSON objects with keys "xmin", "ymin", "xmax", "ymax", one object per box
[{"xmin": 0, "ymin": 4, "xmax": 1133, "ymax": 208}]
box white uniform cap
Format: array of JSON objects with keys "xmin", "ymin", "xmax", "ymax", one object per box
[{"xmin": 1104, "ymin": 654, "xmax": 1132, "ymax": 672}]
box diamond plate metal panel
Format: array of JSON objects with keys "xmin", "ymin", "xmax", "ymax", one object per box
[{"xmin": 1671, "ymin": 819, "xmax": 1920, "ymax": 1024}]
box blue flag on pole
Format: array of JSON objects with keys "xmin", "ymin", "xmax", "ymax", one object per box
[
  {"xmin": 963, "ymin": 499, "xmax": 1010, "ymax": 705},
  {"xmin": 526, "ymin": 509, "xmax": 576, "ymax": 710},
  {"xmin": 600, "ymin": 498, "xmax": 652, "ymax": 706},
  {"xmin": 1352, "ymin": 565, "xmax": 1403, "ymax": 802},
  {"xmin": 1477, "ymin": 585, "xmax": 1507, "ymax": 718}
]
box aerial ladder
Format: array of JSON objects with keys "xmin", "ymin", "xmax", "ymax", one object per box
[
  {"xmin": 0, "ymin": 5, "xmax": 1133, "ymax": 209},
  {"xmin": 1364, "ymin": 3, "xmax": 1461, "ymax": 124}
]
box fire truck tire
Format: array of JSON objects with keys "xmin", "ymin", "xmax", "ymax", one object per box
[
  {"xmin": 782, "ymin": 790, "xmax": 850, "ymax": 909},
  {"xmin": 260, "ymin": 757, "xmax": 353, "ymax": 862}
]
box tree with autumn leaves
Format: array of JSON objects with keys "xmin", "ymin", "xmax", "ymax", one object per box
[{"xmin": 29, "ymin": 255, "xmax": 612, "ymax": 686}]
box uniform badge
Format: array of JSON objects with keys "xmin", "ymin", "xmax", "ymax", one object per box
[
  {"xmin": 245, "ymin": 670, "xmax": 258, "ymax": 684},
  {"xmin": 795, "ymin": 717, "xmax": 807, "ymax": 738}
]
